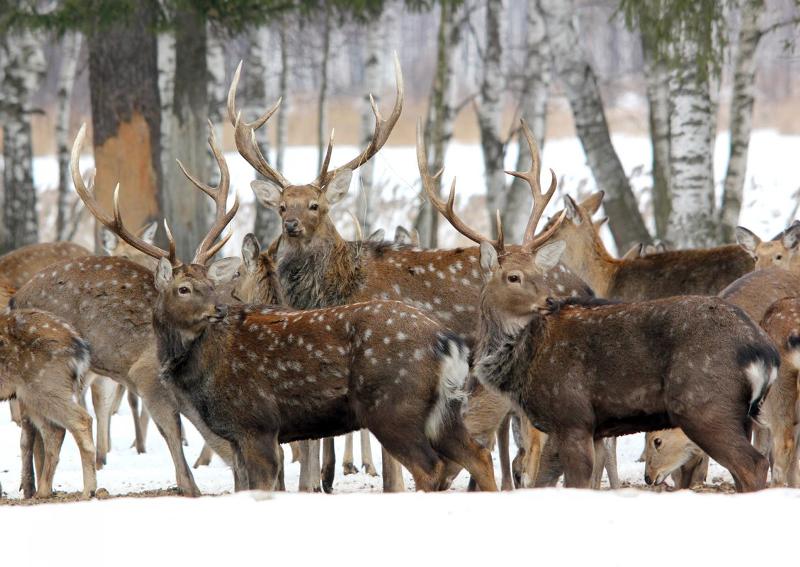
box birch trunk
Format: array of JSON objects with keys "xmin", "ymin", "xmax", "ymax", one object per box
[
  {"xmin": 317, "ymin": 13, "xmax": 332, "ymax": 174},
  {"xmin": 539, "ymin": 0, "xmax": 651, "ymax": 251},
  {"xmin": 275, "ymin": 24, "xmax": 289, "ymax": 174},
  {"xmin": 719, "ymin": 0, "xmax": 764, "ymax": 242},
  {"xmin": 664, "ymin": 34, "xmax": 717, "ymax": 248},
  {"xmin": 503, "ymin": 0, "xmax": 551, "ymax": 244},
  {"xmin": 0, "ymin": 30, "xmax": 45, "ymax": 252},
  {"xmin": 55, "ymin": 32, "xmax": 82, "ymax": 242},
  {"xmin": 642, "ymin": 34, "xmax": 671, "ymax": 240},
  {"xmin": 476, "ymin": 0, "xmax": 507, "ymax": 236},
  {"xmin": 206, "ymin": 25, "xmax": 226, "ymax": 185},
  {"xmin": 414, "ymin": 1, "xmax": 465, "ymax": 248}
]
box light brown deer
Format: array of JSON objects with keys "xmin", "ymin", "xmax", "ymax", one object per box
[
  {"xmin": 736, "ymin": 223, "xmax": 800, "ymax": 271},
  {"xmin": 643, "ymin": 430, "xmax": 709, "ymax": 489},
  {"xmin": 0, "ymin": 309, "xmax": 97, "ymax": 499},
  {"xmin": 12, "ymin": 124, "xmax": 241, "ymax": 496}
]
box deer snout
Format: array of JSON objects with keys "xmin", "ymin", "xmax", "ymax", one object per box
[
  {"xmin": 209, "ymin": 304, "xmax": 228, "ymax": 322},
  {"xmin": 644, "ymin": 473, "xmax": 653, "ymax": 485},
  {"xmin": 284, "ymin": 219, "xmax": 302, "ymax": 236}
]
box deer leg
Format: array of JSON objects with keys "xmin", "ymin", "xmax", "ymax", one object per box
[
  {"xmin": 298, "ymin": 440, "xmax": 322, "ymax": 492},
  {"xmin": 276, "ymin": 444, "xmax": 286, "ymax": 491},
  {"xmin": 604, "ymin": 438, "xmax": 620, "ymax": 489},
  {"xmin": 90, "ymin": 377, "xmax": 113, "ymax": 469},
  {"xmin": 381, "ymin": 447, "xmax": 405, "ymax": 492},
  {"xmin": 360, "ymin": 430, "xmax": 378, "ymax": 476},
  {"xmin": 193, "ymin": 443, "xmax": 214, "ymax": 468},
  {"xmin": 19, "ymin": 413, "xmax": 36, "ymax": 498},
  {"xmin": 520, "ymin": 422, "xmax": 548, "ymax": 489},
  {"xmin": 33, "ymin": 429, "xmax": 44, "ymax": 483},
  {"xmin": 496, "ymin": 413, "xmax": 512, "ymax": 491},
  {"xmin": 431, "ymin": 420, "xmax": 497, "ymax": 492},
  {"xmin": 128, "ymin": 390, "xmax": 146, "ymax": 453},
  {"xmin": 321, "ymin": 437, "xmax": 336, "ymax": 493},
  {"xmin": 33, "ymin": 419, "xmax": 66, "ymax": 499},
  {"xmin": 289, "ymin": 441, "xmax": 301, "ymax": 463},
  {"xmin": 343, "ymin": 433, "xmax": 357, "ymax": 475},
  {"xmin": 769, "ymin": 423, "xmax": 795, "ymax": 487},
  {"xmin": 558, "ymin": 430, "xmax": 595, "ymax": 489},
  {"xmin": 58, "ymin": 403, "xmax": 97, "ymax": 498},
  {"xmin": 9, "ymin": 398, "xmax": 21, "ymax": 425},
  {"xmin": 232, "ymin": 445, "xmax": 249, "ymax": 492},
  {"xmin": 110, "ymin": 382, "xmax": 125, "ymax": 415},
  {"xmin": 590, "ymin": 438, "xmax": 607, "ymax": 489}
]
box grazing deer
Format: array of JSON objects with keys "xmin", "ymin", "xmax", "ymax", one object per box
[
  {"xmin": 0, "ymin": 309, "xmax": 97, "ymax": 499},
  {"xmin": 643, "ymin": 430, "xmax": 709, "ymax": 489},
  {"xmin": 542, "ymin": 194, "xmax": 754, "ymax": 300},
  {"xmin": 12, "ymin": 124, "xmax": 240, "ymax": 496},
  {"xmin": 429, "ymin": 167, "xmax": 778, "ymax": 491}
]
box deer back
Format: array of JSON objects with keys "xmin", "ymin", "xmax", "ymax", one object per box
[
  {"xmin": 0, "ymin": 242, "xmax": 90, "ymax": 289},
  {"xmin": 719, "ymin": 267, "xmax": 800, "ymax": 322}
]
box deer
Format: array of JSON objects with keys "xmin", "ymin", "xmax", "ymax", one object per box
[
  {"xmin": 0, "ymin": 309, "xmax": 97, "ymax": 499},
  {"xmin": 736, "ymin": 223, "xmax": 800, "ymax": 271},
  {"xmin": 11, "ymin": 123, "xmax": 242, "ymax": 497},
  {"xmin": 428, "ymin": 169, "xmax": 779, "ymax": 492},
  {"xmin": 541, "ymin": 194, "xmax": 754, "ymax": 300},
  {"xmin": 643, "ymin": 430, "xmax": 709, "ymax": 489}
]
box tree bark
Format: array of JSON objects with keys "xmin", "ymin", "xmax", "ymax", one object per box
[
  {"xmin": 476, "ymin": 0, "xmax": 507, "ymax": 237},
  {"xmin": 503, "ymin": 0, "xmax": 551, "ymax": 244},
  {"xmin": 317, "ymin": 12, "xmax": 332, "ymax": 174},
  {"xmin": 414, "ymin": 1, "xmax": 465, "ymax": 248},
  {"xmin": 719, "ymin": 0, "xmax": 763, "ymax": 243},
  {"xmin": 642, "ymin": 33, "xmax": 671, "ymax": 240},
  {"xmin": 163, "ymin": 6, "xmax": 211, "ymax": 263},
  {"xmin": 0, "ymin": 29, "xmax": 45, "ymax": 252},
  {"xmin": 206, "ymin": 23, "xmax": 226, "ymax": 185},
  {"xmin": 664, "ymin": 30, "xmax": 717, "ymax": 248},
  {"xmin": 275, "ymin": 24, "xmax": 289, "ymax": 174},
  {"xmin": 55, "ymin": 32, "xmax": 83, "ymax": 242},
  {"xmin": 539, "ymin": 0, "xmax": 651, "ymax": 251},
  {"xmin": 87, "ymin": 0, "xmax": 163, "ymax": 253}
]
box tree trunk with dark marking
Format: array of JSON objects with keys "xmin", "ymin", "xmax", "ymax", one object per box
[{"xmin": 55, "ymin": 32, "xmax": 83, "ymax": 242}]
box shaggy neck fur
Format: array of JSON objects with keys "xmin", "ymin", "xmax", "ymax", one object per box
[{"xmin": 153, "ymin": 302, "xmax": 218, "ymax": 391}]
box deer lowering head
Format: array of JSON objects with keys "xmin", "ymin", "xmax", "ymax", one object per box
[
  {"xmin": 229, "ymin": 54, "xmax": 403, "ymax": 246},
  {"xmin": 736, "ymin": 222, "xmax": 800, "ymax": 271}
]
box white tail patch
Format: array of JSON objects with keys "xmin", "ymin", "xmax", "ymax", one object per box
[
  {"xmin": 744, "ymin": 360, "xmax": 777, "ymax": 405},
  {"xmin": 71, "ymin": 340, "xmax": 91, "ymax": 393},
  {"xmin": 425, "ymin": 338, "xmax": 469, "ymax": 441}
]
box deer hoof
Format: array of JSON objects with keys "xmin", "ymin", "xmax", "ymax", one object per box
[
  {"xmin": 343, "ymin": 463, "xmax": 358, "ymax": 475},
  {"xmin": 363, "ymin": 464, "xmax": 378, "ymax": 477}
]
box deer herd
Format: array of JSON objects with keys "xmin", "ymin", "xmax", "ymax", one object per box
[{"xmin": 1, "ymin": 55, "xmax": 799, "ymax": 501}]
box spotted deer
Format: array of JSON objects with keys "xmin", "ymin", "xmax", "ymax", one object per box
[
  {"xmin": 12, "ymin": 124, "xmax": 241, "ymax": 496},
  {"xmin": 0, "ymin": 309, "xmax": 96, "ymax": 499},
  {"xmin": 432, "ymin": 175, "xmax": 779, "ymax": 491},
  {"xmin": 541, "ymin": 194, "xmax": 754, "ymax": 300}
]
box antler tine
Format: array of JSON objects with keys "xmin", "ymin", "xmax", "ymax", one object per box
[
  {"xmin": 317, "ymin": 129, "xmax": 335, "ymax": 184},
  {"xmin": 504, "ymin": 119, "xmax": 561, "ymax": 248},
  {"xmin": 70, "ymin": 124, "xmax": 175, "ymax": 265},
  {"xmin": 416, "ymin": 119, "xmax": 503, "ymax": 250},
  {"xmin": 317, "ymin": 51, "xmax": 404, "ymax": 188},
  {"xmin": 189, "ymin": 122, "xmax": 240, "ymax": 265},
  {"xmin": 347, "ymin": 211, "xmax": 363, "ymax": 242},
  {"xmin": 227, "ymin": 60, "xmax": 290, "ymax": 189}
]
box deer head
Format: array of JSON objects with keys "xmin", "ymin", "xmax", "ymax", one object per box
[
  {"xmin": 736, "ymin": 223, "xmax": 800, "ymax": 270},
  {"xmin": 229, "ymin": 54, "xmax": 403, "ymax": 246},
  {"xmin": 230, "ymin": 233, "xmax": 281, "ymax": 305},
  {"xmin": 101, "ymin": 221, "xmax": 159, "ymax": 268}
]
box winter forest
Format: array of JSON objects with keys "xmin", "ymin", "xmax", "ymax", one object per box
[{"xmin": 1, "ymin": 0, "xmax": 800, "ymax": 565}]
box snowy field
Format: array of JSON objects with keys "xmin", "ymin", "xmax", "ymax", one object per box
[{"xmin": 3, "ymin": 131, "xmax": 800, "ymax": 565}]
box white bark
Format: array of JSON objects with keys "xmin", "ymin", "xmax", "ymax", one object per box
[
  {"xmin": 720, "ymin": 0, "xmax": 764, "ymax": 242},
  {"xmin": 158, "ymin": 31, "xmax": 176, "ymax": 197},
  {"xmin": 504, "ymin": 0, "xmax": 551, "ymax": 244},
  {"xmin": 665, "ymin": 33, "xmax": 717, "ymax": 248},
  {"xmin": 55, "ymin": 32, "xmax": 82, "ymax": 242},
  {"xmin": 539, "ymin": 0, "xmax": 651, "ymax": 251},
  {"xmin": 0, "ymin": 30, "xmax": 46, "ymax": 251},
  {"xmin": 475, "ymin": 0, "xmax": 507, "ymax": 236},
  {"xmin": 275, "ymin": 24, "xmax": 289, "ymax": 174},
  {"xmin": 317, "ymin": 13, "xmax": 332, "ymax": 174}
]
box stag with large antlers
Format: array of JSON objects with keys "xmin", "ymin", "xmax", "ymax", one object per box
[{"xmin": 12, "ymin": 124, "xmax": 242, "ymax": 496}]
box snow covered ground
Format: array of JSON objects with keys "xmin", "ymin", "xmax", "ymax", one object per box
[{"xmin": 4, "ymin": 131, "xmax": 799, "ymax": 565}]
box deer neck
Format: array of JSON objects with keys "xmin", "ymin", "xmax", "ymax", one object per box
[
  {"xmin": 278, "ymin": 219, "xmax": 363, "ymax": 309},
  {"xmin": 153, "ymin": 309, "xmax": 219, "ymax": 391},
  {"xmin": 566, "ymin": 235, "xmax": 618, "ymax": 297}
]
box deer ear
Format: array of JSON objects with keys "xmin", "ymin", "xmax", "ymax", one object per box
[
  {"xmin": 251, "ymin": 180, "xmax": 284, "ymax": 209},
  {"xmin": 622, "ymin": 242, "xmax": 643, "ymax": 260},
  {"xmin": 479, "ymin": 241, "xmax": 499, "ymax": 275},
  {"xmin": 368, "ymin": 228, "xmax": 385, "ymax": 242},
  {"xmin": 394, "ymin": 226, "xmax": 411, "ymax": 244},
  {"xmin": 735, "ymin": 226, "xmax": 761, "ymax": 257},
  {"xmin": 535, "ymin": 240, "xmax": 566, "ymax": 270},
  {"xmin": 139, "ymin": 221, "xmax": 158, "ymax": 244},
  {"xmin": 580, "ymin": 191, "xmax": 604, "ymax": 215},
  {"xmin": 208, "ymin": 257, "xmax": 241, "ymax": 285},
  {"xmin": 154, "ymin": 258, "xmax": 173, "ymax": 292},
  {"xmin": 564, "ymin": 196, "xmax": 581, "ymax": 225},
  {"xmin": 326, "ymin": 169, "xmax": 353, "ymax": 205},
  {"xmin": 241, "ymin": 233, "xmax": 261, "ymax": 274},
  {"xmin": 782, "ymin": 223, "xmax": 800, "ymax": 250},
  {"xmin": 101, "ymin": 228, "xmax": 118, "ymax": 254}
]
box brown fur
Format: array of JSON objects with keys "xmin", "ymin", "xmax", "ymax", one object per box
[{"xmin": 0, "ymin": 242, "xmax": 90, "ymax": 289}]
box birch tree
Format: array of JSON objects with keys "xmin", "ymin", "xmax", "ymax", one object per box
[
  {"xmin": 719, "ymin": 0, "xmax": 764, "ymax": 242},
  {"xmin": 317, "ymin": 10, "xmax": 332, "ymax": 173},
  {"xmin": 0, "ymin": 29, "xmax": 45, "ymax": 252},
  {"xmin": 539, "ymin": 0, "xmax": 651, "ymax": 251},
  {"xmin": 55, "ymin": 31, "xmax": 82, "ymax": 241},
  {"xmin": 503, "ymin": 0, "xmax": 551, "ymax": 244},
  {"xmin": 274, "ymin": 23, "xmax": 289, "ymax": 174}
]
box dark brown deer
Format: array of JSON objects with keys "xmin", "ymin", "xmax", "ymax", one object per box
[
  {"xmin": 0, "ymin": 309, "xmax": 96, "ymax": 499},
  {"xmin": 431, "ymin": 179, "xmax": 779, "ymax": 492},
  {"xmin": 12, "ymin": 124, "xmax": 241, "ymax": 496},
  {"xmin": 542, "ymin": 194, "xmax": 754, "ymax": 300}
]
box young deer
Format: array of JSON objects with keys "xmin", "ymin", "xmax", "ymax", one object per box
[
  {"xmin": 643, "ymin": 430, "xmax": 709, "ymax": 489},
  {"xmin": 12, "ymin": 124, "xmax": 241, "ymax": 496},
  {"xmin": 431, "ymin": 180, "xmax": 779, "ymax": 492},
  {"xmin": 736, "ymin": 223, "xmax": 800, "ymax": 271},
  {"xmin": 0, "ymin": 309, "xmax": 97, "ymax": 499},
  {"xmin": 542, "ymin": 194, "xmax": 754, "ymax": 300}
]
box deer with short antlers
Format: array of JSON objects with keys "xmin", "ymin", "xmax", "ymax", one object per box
[
  {"xmin": 12, "ymin": 123, "xmax": 242, "ymax": 496},
  {"xmin": 229, "ymin": 53, "xmax": 593, "ymax": 490}
]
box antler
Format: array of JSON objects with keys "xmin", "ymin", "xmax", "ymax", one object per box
[
  {"xmin": 416, "ymin": 119, "xmax": 504, "ymax": 251},
  {"xmin": 227, "ymin": 61, "xmax": 290, "ymax": 190},
  {"xmin": 314, "ymin": 52, "xmax": 404, "ymax": 189},
  {"xmin": 70, "ymin": 124, "xmax": 178, "ymax": 265},
  {"xmin": 178, "ymin": 121, "xmax": 240, "ymax": 265},
  {"xmin": 505, "ymin": 119, "xmax": 565, "ymax": 250}
]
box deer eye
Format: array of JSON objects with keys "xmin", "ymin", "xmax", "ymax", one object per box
[
  {"xmin": 178, "ymin": 286, "xmax": 191, "ymax": 296},
  {"xmin": 507, "ymin": 274, "xmax": 521, "ymax": 284},
  {"xmin": 309, "ymin": 202, "xmax": 319, "ymax": 211},
  {"xmin": 653, "ymin": 438, "xmax": 662, "ymax": 449},
  {"xmin": 279, "ymin": 204, "xmax": 286, "ymax": 213},
  {"xmin": 776, "ymin": 254, "xmax": 783, "ymax": 260}
]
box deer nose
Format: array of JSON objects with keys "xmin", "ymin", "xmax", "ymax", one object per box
[
  {"xmin": 211, "ymin": 304, "xmax": 228, "ymax": 321},
  {"xmin": 284, "ymin": 219, "xmax": 300, "ymax": 234},
  {"xmin": 644, "ymin": 473, "xmax": 653, "ymax": 485}
]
